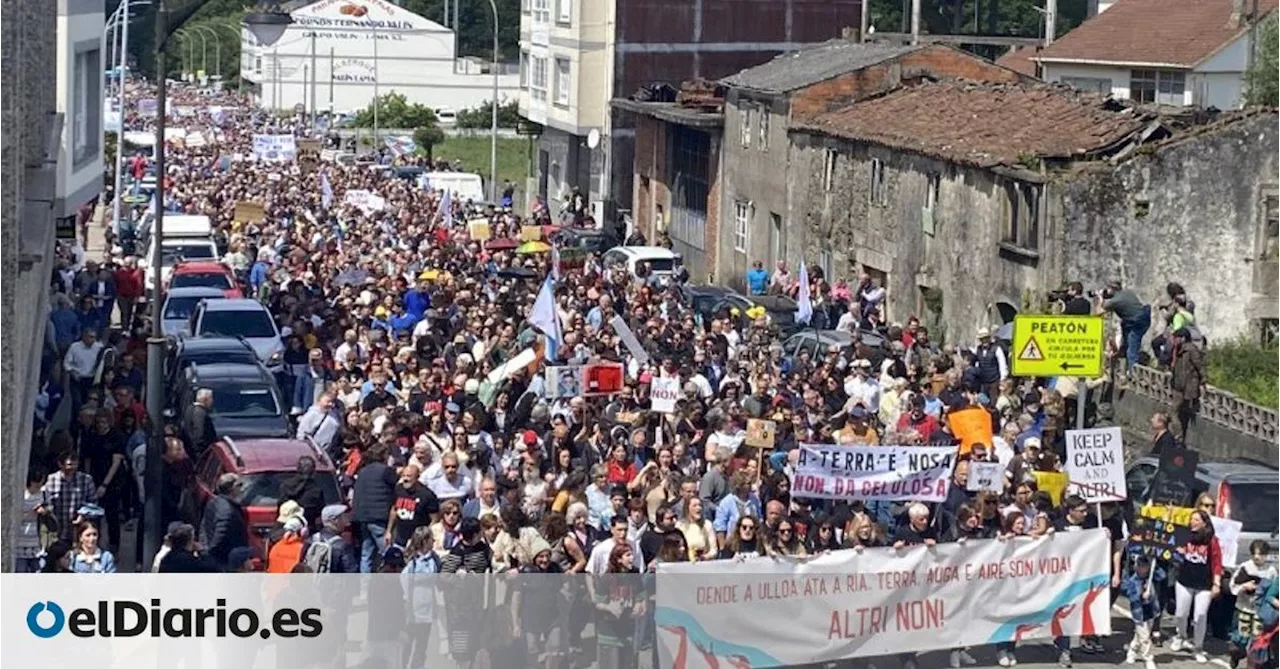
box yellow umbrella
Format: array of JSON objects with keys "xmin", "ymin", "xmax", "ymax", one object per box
[
  {"xmin": 516, "ymin": 240, "xmax": 552, "ymax": 254},
  {"xmin": 418, "ymin": 269, "xmax": 440, "ymax": 281}
]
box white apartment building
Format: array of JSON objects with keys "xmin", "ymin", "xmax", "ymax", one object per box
[{"xmin": 56, "ymin": 0, "xmax": 106, "ymax": 225}]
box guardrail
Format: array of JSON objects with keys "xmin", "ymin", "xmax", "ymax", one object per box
[{"xmin": 1128, "ymin": 363, "xmax": 1278, "ymax": 445}]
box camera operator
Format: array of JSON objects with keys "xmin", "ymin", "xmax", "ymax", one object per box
[
  {"xmin": 1095, "ymin": 280, "xmax": 1152, "ymax": 376},
  {"xmin": 1056, "ymin": 282, "xmax": 1092, "ymax": 316}
]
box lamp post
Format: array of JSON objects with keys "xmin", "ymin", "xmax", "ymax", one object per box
[
  {"xmin": 190, "ymin": 25, "xmax": 221, "ymax": 77},
  {"xmin": 144, "ymin": 0, "xmax": 292, "ymax": 567},
  {"xmin": 485, "ymin": 0, "xmax": 498, "ymax": 202}
]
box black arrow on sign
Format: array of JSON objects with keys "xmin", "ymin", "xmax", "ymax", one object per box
[{"xmin": 1060, "ymin": 362, "xmax": 1084, "ymax": 371}]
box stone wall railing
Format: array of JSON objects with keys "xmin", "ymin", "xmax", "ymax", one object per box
[{"xmin": 1128, "ymin": 364, "xmax": 1278, "ymax": 445}]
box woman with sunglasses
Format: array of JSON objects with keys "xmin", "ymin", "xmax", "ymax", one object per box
[
  {"xmin": 765, "ymin": 519, "xmax": 808, "ymax": 558},
  {"xmin": 1170, "ymin": 509, "xmax": 1222, "ymax": 663},
  {"xmin": 807, "ymin": 515, "xmax": 842, "ymax": 553},
  {"xmin": 718, "ymin": 515, "xmax": 762, "ymax": 559}
]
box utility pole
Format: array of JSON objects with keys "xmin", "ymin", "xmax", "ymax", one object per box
[
  {"xmin": 310, "ymin": 30, "xmax": 317, "ymax": 131},
  {"xmin": 1044, "ymin": 0, "xmax": 1058, "ymax": 44},
  {"xmin": 910, "ymin": 0, "xmax": 921, "ymax": 44},
  {"xmin": 372, "ymin": 23, "xmax": 380, "ymax": 143},
  {"xmin": 111, "ymin": 0, "xmax": 132, "ymax": 233},
  {"xmin": 328, "ymin": 46, "xmax": 335, "ymax": 117}
]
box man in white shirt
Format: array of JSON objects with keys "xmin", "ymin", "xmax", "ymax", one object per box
[
  {"xmin": 333, "ymin": 329, "xmax": 368, "ymax": 367},
  {"xmin": 63, "ymin": 329, "xmax": 103, "ymax": 408},
  {"xmin": 586, "ymin": 515, "xmax": 645, "ymax": 575},
  {"xmin": 843, "ymin": 359, "xmax": 880, "ymax": 411},
  {"xmin": 424, "ymin": 452, "xmax": 474, "ymax": 502}
]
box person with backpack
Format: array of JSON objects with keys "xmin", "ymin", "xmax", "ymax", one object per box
[
  {"xmin": 305, "ymin": 503, "xmax": 358, "ymax": 574},
  {"xmin": 267, "ymin": 516, "xmax": 308, "ymax": 573}
]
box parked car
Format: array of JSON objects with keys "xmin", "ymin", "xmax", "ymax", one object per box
[
  {"xmin": 167, "ymin": 260, "xmax": 242, "ymax": 298},
  {"xmin": 165, "ymin": 336, "xmax": 262, "ymax": 390},
  {"xmin": 171, "ymin": 362, "xmax": 290, "ymax": 439},
  {"xmin": 681, "ymin": 285, "xmax": 745, "ymax": 322},
  {"xmin": 161, "ymin": 287, "xmax": 226, "ymax": 338},
  {"xmin": 782, "ymin": 328, "xmax": 888, "ymax": 359},
  {"xmin": 187, "ymin": 437, "xmax": 342, "ymax": 565},
  {"xmin": 189, "ymin": 298, "xmax": 284, "ymax": 371}
]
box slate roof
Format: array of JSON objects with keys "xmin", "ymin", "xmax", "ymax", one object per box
[
  {"xmin": 719, "ymin": 41, "xmax": 921, "ymax": 94},
  {"xmin": 1035, "ymin": 0, "xmax": 1278, "ymax": 67},
  {"xmin": 793, "ymin": 80, "xmax": 1152, "ymax": 167}
]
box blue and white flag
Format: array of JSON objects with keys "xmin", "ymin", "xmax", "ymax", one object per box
[
  {"xmin": 529, "ymin": 276, "xmax": 562, "ymax": 361},
  {"xmin": 417, "ymin": 172, "xmax": 430, "ymax": 190},
  {"xmin": 321, "ymin": 171, "xmax": 334, "ymax": 209},
  {"xmin": 440, "ymin": 189, "xmax": 453, "ymax": 227},
  {"xmin": 550, "ymin": 244, "xmax": 562, "ymax": 282},
  {"xmin": 384, "ymin": 135, "xmax": 416, "ymax": 157},
  {"xmin": 796, "ymin": 260, "xmax": 813, "ymax": 325}
]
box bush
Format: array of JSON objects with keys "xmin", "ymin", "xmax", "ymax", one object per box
[
  {"xmin": 1204, "ymin": 337, "xmax": 1278, "ymax": 408},
  {"xmin": 456, "ymin": 100, "xmax": 520, "ymax": 129}
]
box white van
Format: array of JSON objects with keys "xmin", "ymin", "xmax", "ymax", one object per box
[
  {"xmin": 141, "ymin": 214, "xmax": 218, "ymax": 294},
  {"xmin": 423, "ymin": 172, "xmax": 485, "ymax": 203},
  {"xmin": 601, "ymin": 246, "xmax": 684, "ymax": 281}
]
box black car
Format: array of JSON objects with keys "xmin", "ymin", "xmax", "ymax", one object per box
[
  {"xmin": 165, "ymin": 336, "xmax": 263, "ymax": 391},
  {"xmin": 171, "ymin": 362, "xmax": 291, "ymax": 439},
  {"xmin": 553, "ymin": 228, "xmax": 620, "ymax": 254}
]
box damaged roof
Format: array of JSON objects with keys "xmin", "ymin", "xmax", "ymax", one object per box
[
  {"xmin": 1035, "ymin": 0, "xmax": 1278, "ymax": 67},
  {"xmin": 793, "ymin": 80, "xmax": 1153, "ymax": 167},
  {"xmin": 720, "ymin": 41, "xmax": 921, "ymax": 94}
]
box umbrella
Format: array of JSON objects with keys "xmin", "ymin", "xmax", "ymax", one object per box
[
  {"xmin": 497, "ymin": 267, "xmax": 538, "ymax": 280},
  {"xmin": 485, "ymin": 238, "xmax": 518, "ymax": 251},
  {"xmin": 516, "ymin": 240, "xmax": 552, "ymax": 255}
]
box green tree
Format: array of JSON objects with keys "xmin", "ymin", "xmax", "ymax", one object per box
[
  {"xmin": 401, "ymin": 0, "xmax": 521, "ymax": 60},
  {"xmin": 1245, "ymin": 13, "xmax": 1279, "ymax": 106},
  {"xmin": 455, "ymin": 100, "xmax": 521, "ymax": 128},
  {"xmin": 413, "ymin": 124, "xmax": 446, "ymax": 160},
  {"xmin": 350, "ymin": 91, "xmax": 440, "ymax": 129}
]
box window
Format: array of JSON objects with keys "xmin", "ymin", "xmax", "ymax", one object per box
[
  {"xmin": 533, "ymin": 0, "xmax": 550, "ymax": 23},
  {"xmin": 1061, "ymin": 76, "xmax": 1112, "ymax": 96},
  {"xmin": 758, "ymin": 106, "xmax": 769, "ymax": 151},
  {"xmin": 1130, "ymin": 69, "xmax": 1185, "ymax": 105},
  {"xmin": 922, "ymin": 173, "xmax": 940, "ymax": 236},
  {"xmin": 556, "ymin": 0, "xmax": 571, "ymax": 23},
  {"xmin": 531, "ymin": 56, "xmax": 548, "ymax": 101},
  {"xmin": 734, "ymin": 201, "xmax": 751, "ymax": 252},
  {"xmin": 522, "ymin": 0, "xmax": 530, "ymax": 13},
  {"xmin": 520, "ymin": 51, "xmax": 529, "ymax": 87},
  {"xmin": 1261, "ymin": 192, "xmax": 1279, "ymax": 261},
  {"xmin": 72, "ymin": 47, "xmax": 102, "ymax": 167},
  {"xmin": 740, "ymin": 107, "xmax": 752, "ymax": 149},
  {"xmin": 869, "ymin": 158, "xmax": 887, "ymax": 206},
  {"xmin": 255, "ymin": 56, "xmax": 262, "ymax": 73},
  {"xmin": 1003, "ymin": 181, "xmax": 1042, "ymax": 250},
  {"xmin": 554, "ymin": 58, "xmax": 570, "ymax": 106},
  {"xmin": 822, "ymin": 149, "xmax": 836, "ymax": 192}
]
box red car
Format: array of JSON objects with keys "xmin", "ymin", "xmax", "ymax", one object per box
[
  {"xmin": 189, "ymin": 437, "xmax": 342, "ymax": 567},
  {"xmin": 167, "ymin": 260, "xmax": 243, "ymax": 298}
]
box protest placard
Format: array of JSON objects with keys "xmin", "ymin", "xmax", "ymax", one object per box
[
  {"xmin": 947, "ymin": 406, "xmax": 993, "ymax": 456},
  {"xmin": 233, "ymin": 202, "xmax": 265, "ymax": 225},
  {"xmin": 650, "ymin": 377, "xmax": 681, "ymax": 413},
  {"xmin": 521, "ymin": 225, "xmax": 543, "ymax": 242},
  {"xmin": 609, "ymin": 315, "xmax": 650, "ymax": 365},
  {"xmin": 1033, "ymin": 470, "xmax": 1070, "ymax": 506},
  {"xmin": 655, "ymin": 530, "xmax": 1112, "ymax": 667},
  {"xmin": 545, "ymin": 366, "xmax": 583, "ymax": 399},
  {"xmin": 745, "ymin": 418, "xmax": 777, "ymax": 449},
  {"xmin": 967, "ymin": 460, "xmax": 1005, "ymax": 493},
  {"xmin": 467, "ymin": 219, "xmax": 491, "ymax": 241},
  {"xmin": 1132, "ymin": 503, "xmax": 1243, "ymax": 567},
  {"xmin": 251, "ymin": 134, "xmax": 298, "ymax": 162},
  {"xmin": 1065, "ymin": 427, "xmax": 1126, "ymax": 502},
  {"xmin": 792, "ymin": 444, "xmax": 956, "ymax": 503}
]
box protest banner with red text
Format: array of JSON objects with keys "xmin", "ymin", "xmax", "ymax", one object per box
[
  {"xmin": 655, "ymin": 530, "xmax": 1113, "ymax": 669},
  {"xmin": 791, "ymin": 444, "xmax": 956, "ymax": 503}
]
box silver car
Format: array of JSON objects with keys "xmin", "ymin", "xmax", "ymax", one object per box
[{"xmin": 161, "ymin": 287, "xmax": 226, "ymax": 338}]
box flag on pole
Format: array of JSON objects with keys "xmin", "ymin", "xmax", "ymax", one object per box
[
  {"xmin": 550, "ymin": 244, "xmax": 562, "ymax": 282},
  {"xmin": 529, "ymin": 276, "xmax": 562, "ymax": 361},
  {"xmin": 321, "ymin": 171, "xmax": 334, "ymax": 209},
  {"xmin": 440, "ymin": 189, "xmax": 454, "ymax": 227},
  {"xmin": 796, "ymin": 260, "xmax": 813, "ymax": 325}
]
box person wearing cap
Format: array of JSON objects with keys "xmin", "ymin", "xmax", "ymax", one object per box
[
  {"xmin": 1169, "ymin": 327, "xmax": 1204, "ymax": 441},
  {"xmin": 971, "ymin": 326, "xmax": 1008, "ymax": 400},
  {"xmin": 228, "ymin": 546, "xmax": 257, "ymax": 572},
  {"xmin": 309, "ymin": 503, "xmax": 358, "ymax": 573},
  {"xmin": 1097, "ymin": 280, "xmax": 1152, "ymax": 376},
  {"xmin": 842, "ymin": 358, "xmax": 880, "ymax": 412},
  {"xmin": 267, "ymin": 515, "xmax": 308, "ymax": 573},
  {"xmin": 835, "ymin": 405, "xmax": 879, "ymax": 445}
]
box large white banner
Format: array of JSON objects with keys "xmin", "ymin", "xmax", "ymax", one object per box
[
  {"xmin": 655, "ymin": 530, "xmax": 1113, "ymax": 668},
  {"xmin": 792, "ymin": 443, "xmax": 957, "ymax": 502},
  {"xmin": 252, "ymin": 134, "xmax": 298, "ymax": 162}
]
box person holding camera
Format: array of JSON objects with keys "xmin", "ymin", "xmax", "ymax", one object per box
[
  {"xmin": 1096, "ymin": 280, "xmax": 1152, "ymax": 375},
  {"xmin": 1057, "ymin": 282, "xmax": 1093, "ymax": 316}
]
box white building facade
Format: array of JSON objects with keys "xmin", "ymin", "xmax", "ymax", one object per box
[
  {"xmin": 241, "ymin": 0, "xmax": 519, "ymax": 115},
  {"xmin": 56, "ymin": 0, "xmax": 105, "ymax": 222}
]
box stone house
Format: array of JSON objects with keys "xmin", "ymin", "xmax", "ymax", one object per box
[{"xmin": 787, "ymin": 80, "xmax": 1278, "ymax": 344}]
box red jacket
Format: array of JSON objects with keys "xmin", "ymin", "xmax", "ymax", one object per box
[{"xmin": 115, "ymin": 267, "xmax": 145, "ymax": 299}]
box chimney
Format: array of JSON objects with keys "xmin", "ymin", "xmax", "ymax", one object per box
[{"xmin": 1230, "ymin": 0, "xmax": 1244, "ymax": 28}]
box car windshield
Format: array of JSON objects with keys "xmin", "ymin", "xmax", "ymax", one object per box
[
  {"xmin": 164, "ymin": 296, "xmax": 213, "ymax": 320},
  {"xmin": 172, "ymin": 272, "xmax": 232, "ymax": 290},
  {"xmin": 210, "ymin": 386, "xmax": 280, "ymax": 418},
  {"xmin": 161, "ymin": 244, "xmax": 215, "ymax": 267},
  {"xmin": 1229, "ymin": 482, "xmax": 1278, "ymax": 533},
  {"xmin": 178, "ymin": 350, "xmax": 259, "ymax": 373},
  {"xmin": 234, "ymin": 472, "xmax": 340, "ymax": 508},
  {"xmin": 199, "ymin": 309, "xmax": 276, "ymax": 338},
  {"xmin": 647, "ymin": 258, "xmax": 676, "ymax": 272}
]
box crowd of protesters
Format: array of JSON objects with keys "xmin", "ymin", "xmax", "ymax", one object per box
[{"xmin": 20, "ymin": 76, "xmax": 1276, "ymax": 669}]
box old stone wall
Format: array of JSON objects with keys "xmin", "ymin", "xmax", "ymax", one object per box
[
  {"xmin": 720, "ymin": 90, "xmax": 791, "ymax": 289},
  {"xmin": 1058, "ymin": 111, "xmax": 1280, "ymax": 343},
  {"xmin": 787, "ymin": 131, "xmax": 1051, "ymax": 343}
]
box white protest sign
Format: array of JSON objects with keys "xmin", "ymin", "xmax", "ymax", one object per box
[
  {"xmin": 545, "ymin": 365, "xmax": 584, "ymax": 399},
  {"xmin": 967, "ymin": 460, "xmax": 1005, "ymax": 493},
  {"xmin": 251, "ymin": 134, "xmax": 297, "ymax": 162},
  {"xmin": 655, "ymin": 529, "xmax": 1113, "ymax": 668},
  {"xmin": 1211, "ymin": 516, "xmax": 1244, "ymax": 569},
  {"xmin": 609, "ymin": 314, "xmax": 650, "ymax": 365},
  {"xmin": 1065, "ymin": 427, "xmax": 1126, "ymax": 502},
  {"xmin": 651, "ymin": 377, "xmax": 681, "ymax": 413},
  {"xmin": 792, "ymin": 444, "xmax": 956, "ymax": 503}
]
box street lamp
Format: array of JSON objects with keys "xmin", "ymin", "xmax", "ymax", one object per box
[
  {"xmin": 189, "ymin": 24, "xmax": 221, "ymax": 77},
  {"xmin": 484, "ymin": 0, "xmax": 498, "ymax": 203},
  {"xmin": 143, "ymin": 0, "xmax": 293, "ymax": 567}
]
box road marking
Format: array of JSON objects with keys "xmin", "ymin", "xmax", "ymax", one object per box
[
  {"xmin": 1112, "ymin": 602, "xmax": 1133, "ymax": 620},
  {"xmin": 1209, "ymin": 659, "xmax": 1232, "ymax": 669}
]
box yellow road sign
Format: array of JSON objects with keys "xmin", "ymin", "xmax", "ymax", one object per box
[{"xmin": 1010, "ymin": 315, "xmax": 1105, "ymax": 378}]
